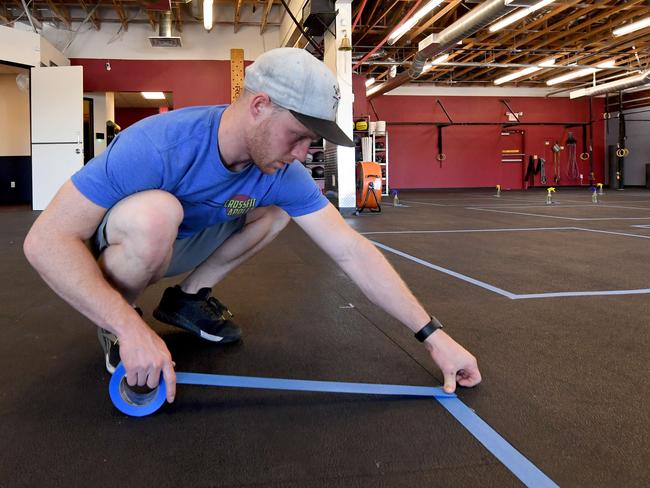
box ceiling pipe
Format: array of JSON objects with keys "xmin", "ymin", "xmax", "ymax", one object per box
[
  {"xmin": 352, "ymin": 0, "xmax": 423, "ymax": 71},
  {"xmin": 362, "ymin": 60, "xmax": 630, "ymax": 70},
  {"xmin": 569, "ymin": 70, "xmax": 650, "ymax": 99},
  {"xmin": 352, "ymin": 0, "xmax": 368, "ymax": 31},
  {"xmin": 367, "ymin": 0, "xmax": 516, "ymax": 100}
]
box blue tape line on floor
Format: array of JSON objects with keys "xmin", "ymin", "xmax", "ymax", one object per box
[
  {"xmin": 109, "ymin": 363, "xmax": 558, "ymax": 487},
  {"xmin": 436, "ymin": 397, "xmax": 559, "ymax": 488}
]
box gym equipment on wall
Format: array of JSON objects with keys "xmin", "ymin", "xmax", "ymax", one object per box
[
  {"xmin": 566, "ymin": 132, "xmax": 579, "ymax": 180},
  {"xmin": 355, "ymin": 161, "xmax": 382, "ymax": 214},
  {"xmin": 538, "ymin": 157, "xmax": 547, "ymax": 185},
  {"xmin": 552, "ymin": 142, "xmax": 561, "ymax": 184},
  {"xmin": 311, "ymin": 166, "xmax": 325, "ymax": 178},
  {"xmin": 615, "ymin": 92, "xmax": 627, "ymax": 190}
]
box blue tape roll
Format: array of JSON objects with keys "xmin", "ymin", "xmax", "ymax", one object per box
[
  {"xmin": 109, "ymin": 363, "xmax": 453, "ymax": 417},
  {"xmin": 108, "ymin": 363, "xmax": 167, "ymax": 417}
]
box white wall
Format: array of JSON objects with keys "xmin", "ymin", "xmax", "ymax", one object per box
[
  {"xmin": 279, "ymin": 0, "xmax": 307, "ymax": 47},
  {"xmin": 606, "ymin": 107, "xmax": 650, "ymax": 186},
  {"xmin": 0, "ymin": 25, "xmax": 40, "ymax": 67},
  {"xmin": 0, "ymin": 74, "xmax": 30, "ymax": 155},
  {"xmin": 0, "ymin": 24, "xmax": 70, "ymax": 67},
  {"xmin": 41, "ymin": 18, "xmax": 280, "ymax": 61},
  {"xmin": 40, "ymin": 36, "xmax": 71, "ymax": 66}
]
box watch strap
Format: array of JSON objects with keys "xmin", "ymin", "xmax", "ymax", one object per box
[{"xmin": 414, "ymin": 316, "xmax": 444, "ymax": 342}]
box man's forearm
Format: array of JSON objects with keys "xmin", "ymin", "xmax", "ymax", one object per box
[
  {"xmin": 24, "ymin": 230, "xmax": 144, "ymax": 338},
  {"xmin": 337, "ymin": 237, "xmax": 430, "ymax": 332}
]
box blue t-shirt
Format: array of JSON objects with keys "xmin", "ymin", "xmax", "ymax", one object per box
[{"xmin": 72, "ymin": 105, "xmax": 328, "ymax": 238}]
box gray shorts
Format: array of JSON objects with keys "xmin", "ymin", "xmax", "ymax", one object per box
[{"xmin": 92, "ymin": 209, "xmax": 246, "ymax": 277}]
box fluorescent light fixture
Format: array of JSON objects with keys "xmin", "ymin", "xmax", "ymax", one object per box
[
  {"xmin": 388, "ymin": 0, "xmax": 444, "ymax": 45},
  {"xmin": 546, "ymin": 68, "xmax": 598, "ymax": 86},
  {"xmin": 494, "ymin": 57, "xmax": 555, "ymax": 85},
  {"xmin": 366, "ymin": 84, "xmax": 381, "ymax": 97},
  {"xmin": 203, "ymin": 0, "xmax": 213, "ymax": 31},
  {"xmin": 613, "ymin": 16, "xmax": 650, "ymax": 37},
  {"xmin": 570, "ymin": 70, "xmax": 650, "ymax": 99},
  {"xmin": 596, "ymin": 60, "xmax": 617, "ymax": 69},
  {"xmin": 546, "ymin": 60, "xmax": 617, "ymax": 85},
  {"xmin": 141, "ymin": 92, "xmax": 165, "ymax": 99},
  {"xmin": 423, "ymin": 53, "xmax": 450, "ymax": 71},
  {"xmin": 365, "ymin": 77, "xmax": 376, "ymax": 88},
  {"xmin": 489, "ymin": 0, "xmax": 554, "ymax": 33}
]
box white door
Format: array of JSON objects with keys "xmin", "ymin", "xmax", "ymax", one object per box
[{"xmin": 30, "ymin": 66, "xmax": 83, "ymax": 210}]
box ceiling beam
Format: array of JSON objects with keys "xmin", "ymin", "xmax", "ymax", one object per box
[
  {"xmin": 78, "ymin": 0, "xmax": 100, "ymax": 30},
  {"xmin": 431, "ymin": 0, "xmax": 584, "ymax": 83},
  {"xmin": 173, "ymin": 3, "xmax": 182, "ymax": 33},
  {"xmin": 234, "ymin": 0, "xmax": 243, "ymax": 33},
  {"xmin": 260, "ymin": 0, "xmax": 273, "ymax": 35},
  {"xmin": 462, "ymin": 2, "xmax": 647, "ymax": 84},
  {"xmin": 112, "ymin": 0, "xmax": 129, "ymax": 31},
  {"xmin": 44, "ymin": 0, "xmax": 71, "ymax": 29}
]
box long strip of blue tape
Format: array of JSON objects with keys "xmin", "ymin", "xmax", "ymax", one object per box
[
  {"xmin": 109, "ymin": 364, "xmax": 559, "ymax": 487},
  {"xmin": 435, "ymin": 397, "xmax": 559, "ymax": 488},
  {"xmin": 175, "ymin": 372, "xmax": 455, "ymax": 397}
]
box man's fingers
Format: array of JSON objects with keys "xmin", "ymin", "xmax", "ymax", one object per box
[
  {"xmin": 146, "ymin": 367, "xmax": 161, "ymax": 389},
  {"xmin": 162, "ymin": 362, "xmax": 176, "ymax": 403},
  {"xmin": 443, "ymin": 370, "xmax": 457, "ymax": 393},
  {"xmin": 457, "ymin": 367, "xmax": 482, "ymax": 387},
  {"xmin": 125, "ymin": 368, "xmax": 138, "ymax": 387}
]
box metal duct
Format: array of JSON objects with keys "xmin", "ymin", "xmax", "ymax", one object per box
[
  {"xmin": 149, "ymin": 11, "xmax": 182, "ymax": 47},
  {"xmin": 569, "ymin": 71, "xmax": 650, "ymax": 99},
  {"xmin": 160, "ymin": 11, "xmax": 172, "ymax": 37},
  {"xmin": 367, "ymin": 0, "xmax": 515, "ymax": 99}
]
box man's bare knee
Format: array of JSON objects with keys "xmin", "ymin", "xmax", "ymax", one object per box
[
  {"xmin": 106, "ymin": 191, "xmax": 183, "ymax": 268},
  {"xmin": 246, "ymin": 206, "xmax": 290, "ymax": 236}
]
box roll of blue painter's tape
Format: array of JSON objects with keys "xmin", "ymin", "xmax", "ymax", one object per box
[{"xmin": 109, "ymin": 363, "xmax": 167, "ymax": 417}]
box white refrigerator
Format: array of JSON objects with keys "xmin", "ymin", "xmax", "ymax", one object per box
[{"xmin": 30, "ymin": 66, "xmax": 84, "ymax": 210}]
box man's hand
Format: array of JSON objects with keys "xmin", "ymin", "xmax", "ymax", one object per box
[
  {"xmin": 424, "ymin": 331, "xmax": 481, "ymax": 393},
  {"xmin": 118, "ymin": 325, "xmax": 176, "ymax": 403}
]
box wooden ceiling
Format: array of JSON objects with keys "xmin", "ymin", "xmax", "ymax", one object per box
[
  {"xmin": 1, "ymin": 1, "xmax": 649, "ymax": 90},
  {"xmin": 349, "ymin": 0, "xmax": 650, "ymax": 90},
  {"xmin": 0, "ymin": 0, "xmax": 281, "ymax": 34}
]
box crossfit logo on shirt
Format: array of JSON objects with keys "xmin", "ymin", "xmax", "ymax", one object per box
[{"xmin": 224, "ymin": 194, "xmax": 257, "ymax": 216}]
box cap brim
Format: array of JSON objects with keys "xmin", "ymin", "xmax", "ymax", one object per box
[{"xmin": 290, "ymin": 111, "xmax": 355, "ymax": 147}]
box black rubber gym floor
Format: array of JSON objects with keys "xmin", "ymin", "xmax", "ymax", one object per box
[{"xmin": 1, "ymin": 188, "xmax": 648, "ymax": 487}]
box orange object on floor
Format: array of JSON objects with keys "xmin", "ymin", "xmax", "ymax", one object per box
[{"xmin": 356, "ymin": 161, "xmax": 382, "ymax": 212}]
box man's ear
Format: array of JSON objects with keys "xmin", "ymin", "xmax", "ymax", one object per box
[{"xmin": 249, "ymin": 92, "xmax": 273, "ymax": 120}]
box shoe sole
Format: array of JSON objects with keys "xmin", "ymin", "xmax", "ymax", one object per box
[
  {"xmin": 97, "ymin": 327, "xmax": 118, "ymax": 374},
  {"xmin": 152, "ymin": 308, "xmax": 241, "ymax": 343}
]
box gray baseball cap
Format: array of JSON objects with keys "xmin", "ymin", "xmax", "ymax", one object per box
[{"xmin": 244, "ymin": 48, "xmax": 354, "ymax": 147}]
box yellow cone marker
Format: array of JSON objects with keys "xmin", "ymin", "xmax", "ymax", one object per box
[{"xmin": 546, "ymin": 187, "xmax": 556, "ymax": 205}]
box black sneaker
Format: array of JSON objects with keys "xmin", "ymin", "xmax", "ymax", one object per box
[
  {"xmin": 153, "ymin": 286, "xmax": 242, "ymax": 343},
  {"xmin": 97, "ymin": 306, "xmax": 143, "ymax": 374}
]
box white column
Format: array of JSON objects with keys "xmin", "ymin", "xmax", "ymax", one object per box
[{"xmin": 323, "ymin": 0, "xmax": 355, "ymax": 212}]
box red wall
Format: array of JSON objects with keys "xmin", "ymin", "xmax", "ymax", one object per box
[
  {"xmin": 114, "ymin": 107, "xmax": 159, "ymax": 129},
  {"xmin": 71, "ymin": 59, "xmax": 236, "ymax": 108},
  {"xmin": 72, "ymin": 59, "xmax": 605, "ymax": 190},
  {"xmin": 354, "ymin": 74, "xmax": 605, "ymax": 190}
]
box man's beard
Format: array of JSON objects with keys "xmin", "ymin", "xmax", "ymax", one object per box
[{"xmin": 248, "ymin": 119, "xmax": 283, "ymax": 174}]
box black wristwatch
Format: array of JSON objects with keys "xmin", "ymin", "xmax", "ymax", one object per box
[{"xmin": 414, "ymin": 316, "xmax": 444, "ymax": 342}]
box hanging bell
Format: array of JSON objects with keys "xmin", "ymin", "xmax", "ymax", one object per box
[{"xmin": 339, "ymin": 33, "xmax": 352, "ymax": 51}]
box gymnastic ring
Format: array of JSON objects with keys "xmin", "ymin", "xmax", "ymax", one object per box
[
  {"xmin": 616, "ymin": 148, "xmax": 626, "ymax": 158},
  {"xmin": 580, "ymin": 152, "xmax": 590, "ymax": 160},
  {"xmin": 436, "ymin": 153, "xmax": 447, "ymax": 161},
  {"xmin": 623, "ymin": 148, "xmax": 630, "ymax": 157}
]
